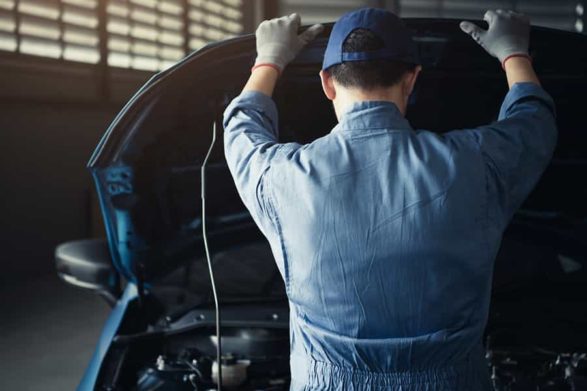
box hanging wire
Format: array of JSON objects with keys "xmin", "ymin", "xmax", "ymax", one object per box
[{"xmin": 201, "ymin": 120, "xmax": 222, "ymax": 390}]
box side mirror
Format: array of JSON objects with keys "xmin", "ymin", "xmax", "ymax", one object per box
[{"xmin": 55, "ymin": 239, "xmax": 121, "ymax": 306}]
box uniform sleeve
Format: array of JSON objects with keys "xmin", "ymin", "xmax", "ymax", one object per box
[
  {"xmin": 446, "ymin": 82, "xmax": 558, "ymax": 227},
  {"xmin": 222, "ymin": 90, "xmax": 297, "ymax": 237}
]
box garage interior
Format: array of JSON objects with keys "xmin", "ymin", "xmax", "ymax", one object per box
[{"xmin": 0, "ymin": 1, "xmax": 585, "ymax": 390}]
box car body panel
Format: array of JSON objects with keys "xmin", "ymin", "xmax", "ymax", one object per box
[{"xmin": 78, "ymin": 283, "xmax": 138, "ymax": 390}]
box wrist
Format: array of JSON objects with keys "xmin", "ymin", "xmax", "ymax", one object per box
[
  {"xmin": 502, "ymin": 54, "xmax": 540, "ymax": 88},
  {"xmin": 254, "ymin": 53, "xmax": 285, "ymax": 73},
  {"xmin": 251, "ymin": 63, "xmax": 282, "ymax": 75},
  {"xmin": 501, "ymin": 53, "xmax": 532, "ymax": 70},
  {"xmin": 243, "ymin": 64, "xmax": 280, "ymax": 96}
]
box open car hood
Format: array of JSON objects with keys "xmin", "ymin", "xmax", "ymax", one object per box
[{"xmin": 88, "ymin": 19, "xmax": 587, "ymax": 284}]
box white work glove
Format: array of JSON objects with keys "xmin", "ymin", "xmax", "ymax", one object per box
[
  {"xmin": 253, "ymin": 13, "xmax": 323, "ymax": 73},
  {"xmin": 460, "ymin": 9, "xmax": 531, "ymax": 67}
]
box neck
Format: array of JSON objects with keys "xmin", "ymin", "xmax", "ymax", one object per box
[{"xmin": 334, "ymin": 85, "xmax": 406, "ymax": 120}]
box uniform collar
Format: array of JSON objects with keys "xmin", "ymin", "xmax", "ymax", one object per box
[{"xmin": 332, "ymin": 100, "xmax": 413, "ymax": 133}]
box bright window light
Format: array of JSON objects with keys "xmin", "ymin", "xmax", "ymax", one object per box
[{"xmin": 0, "ymin": 0, "xmax": 244, "ymax": 70}]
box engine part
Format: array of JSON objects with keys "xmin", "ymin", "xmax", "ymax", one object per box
[{"xmin": 211, "ymin": 354, "xmax": 250, "ymax": 388}]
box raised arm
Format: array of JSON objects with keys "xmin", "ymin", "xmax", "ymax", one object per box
[
  {"xmin": 222, "ymin": 15, "xmax": 322, "ymax": 233},
  {"xmin": 451, "ymin": 10, "xmax": 557, "ymax": 226}
]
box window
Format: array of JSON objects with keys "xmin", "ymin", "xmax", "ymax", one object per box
[
  {"xmin": 187, "ymin": 0, "xmax": 243, "ymax": 50},
  {"xmin": 0, "ymin": 0, "xmax": 100, "ymax": 63},
  {"xmin": 106, "ymin": 0, "xmax": 185, "ymax": 71},
  {"xmin": 0, "ymin": 0, "xmax": 244, "ymax": 71}
]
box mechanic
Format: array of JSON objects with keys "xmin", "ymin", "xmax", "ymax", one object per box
[{"xmin": 223, "ymin": 8, "xmax": 557, "ymax": 390}]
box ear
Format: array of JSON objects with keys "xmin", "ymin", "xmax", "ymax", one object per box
[
  {"xmin": 320, "ymin": 70, "xmax": 336, "ymax": 101},
  {"xmin": 403, "ymin": 65, "xmax": 422, "ymax": 97}
]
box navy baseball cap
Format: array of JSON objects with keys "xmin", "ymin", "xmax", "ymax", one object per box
[{"xmin": 322, "ymin": 8, "xmax": 420, "ymax": 71}]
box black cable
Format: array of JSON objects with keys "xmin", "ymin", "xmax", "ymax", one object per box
[{"xmin": 201, "ymin": 121, "xmax": 221, "ymax": 390}]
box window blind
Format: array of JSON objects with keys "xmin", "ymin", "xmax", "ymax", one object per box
[
  {"xmin": 0, "ymin": 0, "xmax": 99, "ymax": 62},
  {"xmin": 106, "ymin": 0, "xmax": 243, "ymax": 71},
  {"xmin": 107, "ymin": 0, "xmax": 184, "ymax": 70},
  {"xmin": 187, "ymin": 0, "xmax": 243, "ymax": 50},
  {"xmin": 0, "ymin": 0, "xmax": 244, "ymax": 71}
]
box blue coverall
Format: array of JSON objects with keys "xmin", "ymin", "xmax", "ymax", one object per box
[{"xmin": 223, "ymin": 82, "xmax": 557, "ymax": 390}]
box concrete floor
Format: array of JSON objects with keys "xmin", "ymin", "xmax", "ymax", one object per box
[{"xmin": 0, "ymin": 273, "xmax": 110, "ymax": 391}]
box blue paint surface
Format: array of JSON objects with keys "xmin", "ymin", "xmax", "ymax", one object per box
[{"xmin": 77, "ymin": 283, "xmax": 138, "ymax": 391}]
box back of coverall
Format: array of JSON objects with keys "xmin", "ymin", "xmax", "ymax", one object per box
[{"xmin": 223, "ymin": 11, "xmax": 557, "ymax": 391}]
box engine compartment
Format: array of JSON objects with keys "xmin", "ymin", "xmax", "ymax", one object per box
[
  {"xmin": 96, "ymin": 304, "xmax": 290, "ymax": 390},
  {"xmin": 136, "ymin": 325, "xmax": 291, "ymax": 391}
]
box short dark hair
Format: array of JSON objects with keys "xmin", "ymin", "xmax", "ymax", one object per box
[{"xmin": 328, "ymin": 28, "xmax": 417, "ymax": 90}]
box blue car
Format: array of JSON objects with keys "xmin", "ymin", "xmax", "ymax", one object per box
[{"xmin": 55, "ymin": 19, "xmax": 587, "ymax": 390}]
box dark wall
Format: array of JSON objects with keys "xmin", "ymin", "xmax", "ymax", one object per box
[{"xmin": 0, "ymin": 53, "xmax": 152, "ymax": 282}]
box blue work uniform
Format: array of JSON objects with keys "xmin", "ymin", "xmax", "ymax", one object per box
[{"xmin": 222, "ymin": 82, "xmax": 557, "ymax": 390}]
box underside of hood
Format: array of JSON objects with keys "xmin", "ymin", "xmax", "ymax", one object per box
[{"xmin": 87, "ymin": 19, "xmax": 587, "ymax": 285}]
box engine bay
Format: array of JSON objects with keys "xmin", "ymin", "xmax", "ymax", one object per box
[
  {"xmin": 136, "ymin": 325, "xmax": 291, "ymax": 390},
  {"xmin": 97, "ymin": 304, "xmax": 290, "ymax": 390},
  {"xmin": 101, "ymin": 306, "xmax": 587, "ymax": 391}
]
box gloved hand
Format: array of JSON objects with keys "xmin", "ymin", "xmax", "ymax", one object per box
[
  {"xmin": 253, "ymin": 13, "xmax": 323, "ymax": 73},
  {"xmin": 460, "ymin": 9, "xmax": 531, "ymax": 67}
]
